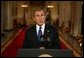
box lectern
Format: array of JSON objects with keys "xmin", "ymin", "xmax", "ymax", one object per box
[{"xmin": 17, "ymin": 49, "xmax": 73, "ymax": 57}]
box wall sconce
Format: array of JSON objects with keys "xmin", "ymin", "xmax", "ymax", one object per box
[
  {"xmin": 47, "ymin": 5, "xmax": 53, "ymax": 8},
  {"xmin": 21, "ymin": 5, "xmax": 28, "ymax": 7}
]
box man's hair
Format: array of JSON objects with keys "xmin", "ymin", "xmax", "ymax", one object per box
[{"xmin": 32, "ymin": 6, "xmax": 48, "ymax": 17}]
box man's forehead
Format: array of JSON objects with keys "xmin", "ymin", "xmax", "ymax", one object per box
[
  {"xmin": 34, "ymin": 10, "xmax": 44, "ymax": 13},
  {"xmin": 34, "ymin": 10, "xmax": 45, "ymax": 15}
]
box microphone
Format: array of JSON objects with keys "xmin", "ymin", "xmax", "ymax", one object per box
[
  {"xmin": 39, "ymin": 35, "xmax": 50, "ymax": 49},
  {"xmin": 40, "ymin": 35, "xmax": 50, "ymax": 42}
]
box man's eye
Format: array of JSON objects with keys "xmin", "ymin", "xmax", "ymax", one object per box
[
  {"xmin": 41, "ymin": 14, "xmax": 44, "ymax": 16},
  {"xmin": 36, "ymin": 15, "xmax": 39, "ymax": 17}
]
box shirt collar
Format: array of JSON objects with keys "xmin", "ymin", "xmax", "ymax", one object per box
[{"xmin": 36, "ymin": 23, "xmax": 45, "ymax": 30}]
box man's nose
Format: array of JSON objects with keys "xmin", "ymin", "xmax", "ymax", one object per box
[{"xmin": 39, "ymin": 16, "xmax": 42, "ymax": 19}]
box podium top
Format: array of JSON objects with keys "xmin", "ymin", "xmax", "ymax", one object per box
[{"xmin": 17, "ymin": 49, "xmax": 73, "ymax": 57}]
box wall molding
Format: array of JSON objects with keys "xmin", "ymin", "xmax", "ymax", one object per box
[{"xmin": 4, "ymin": 29, "xmax": 13, "ymax": 32}]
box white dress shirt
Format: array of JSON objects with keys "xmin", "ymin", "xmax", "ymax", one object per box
[{"xmin": 36, "ymin": 23, "xmax": 45, "ymax": 36}]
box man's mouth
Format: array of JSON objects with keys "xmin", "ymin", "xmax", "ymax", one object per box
[{"xmin": 39, "ymin": 21, "xmax": 43, "ymax": 23}]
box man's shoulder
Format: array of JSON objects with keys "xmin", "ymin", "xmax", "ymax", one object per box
[
  {"xmin": 46, "ymin": 23, "xmax": 57, "ymax": 31},
  {"xmin": 26, "ymin": 25, "xmax": 35, "ymax": 32}
]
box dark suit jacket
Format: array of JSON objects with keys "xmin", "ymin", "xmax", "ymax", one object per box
[{"xmin": 23, "ymin": 23, "xmax": 60, "ymax": 49}]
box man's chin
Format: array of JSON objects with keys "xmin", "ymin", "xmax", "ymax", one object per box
[{"xmin": 38, "ymin": 24, "xmax": 44, "ymax": 26}]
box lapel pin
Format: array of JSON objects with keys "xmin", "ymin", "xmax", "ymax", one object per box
[{"xmin": 47, "ymin": 30, "xmax": 49, "ymax": 33}]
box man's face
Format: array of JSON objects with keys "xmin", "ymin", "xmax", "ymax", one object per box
[{"xmin": 33, "ymin": 10, "xmax": 46, "ymax": 26}]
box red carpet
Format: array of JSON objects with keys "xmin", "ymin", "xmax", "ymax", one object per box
[
  {"xmin": 1, "ymin": 27, "xmax": 68, "ymax": 57},
  {"xmin": 1, "ymin": 27, "xmax": 26, "ymax": 57}
]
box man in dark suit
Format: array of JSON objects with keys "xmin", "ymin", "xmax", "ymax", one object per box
[{"xmin": 23, "ymin": 6, "xmax": 60, "ymax": 49}]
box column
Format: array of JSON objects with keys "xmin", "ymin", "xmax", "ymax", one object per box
[
  {"xmin": 45, "ymin": 1, "xmax": 59, "ymax": 25},
  {"xmin": 1, "ymin": 1, "xmax": 5, "ymax": 34},
  {"xmin": 17, "ymin": 1, "xmax": 24, "ymax": 19},
  {"xmin": 59, "ymin": 1, "xmax": 71, "ymax": 28},
  {"xmin": 73, "ymin": 1, "xmax": 82, "ymax": 36},
  {"xmin": 4, "ymin": 1, "xmax": 13, "ymax": 31}
]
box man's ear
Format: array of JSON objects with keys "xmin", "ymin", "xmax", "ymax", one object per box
[
  {"xmin": 33, "ymin": 17, "xmax": 35, "ymax": 21},
  {"xmin": 46, "ymin": 12, "xmax": 48, "ymax": 16}
]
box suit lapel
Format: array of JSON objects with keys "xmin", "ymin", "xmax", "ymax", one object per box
[
  {"xmin": 44, "ymin": 23, "xmax": 52, "ymax": 42},
  {"xmin": 33, "ymin": 25, "xmax": 38, "ymax": 40},
  {"xmin": 44, "ymin": 23, "xmax": 50, "ymax": 36},
  {"xmin": 33, "ymin": 25, "xmax": 40, "ymax": 46},
  {"xmin": 35, "ymin": 27, "xmax": 38, "ymax": 40}
]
